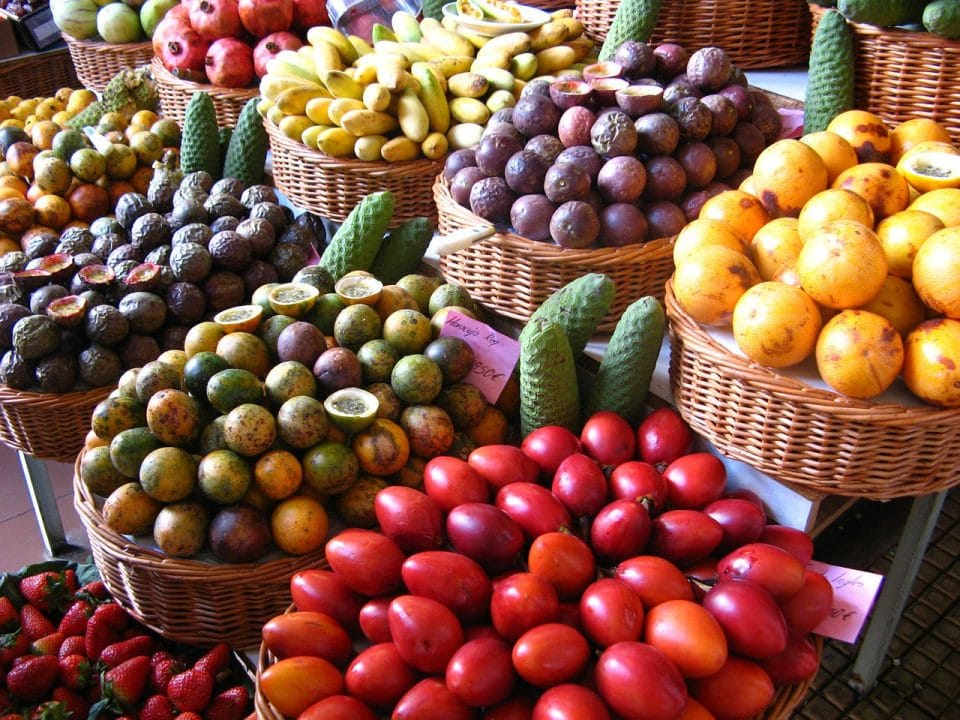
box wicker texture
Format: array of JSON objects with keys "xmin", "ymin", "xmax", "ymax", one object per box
[
  {"xmin": 0, "ymin": 384, "xmax": 112, "ymax": 462},
  {"xmin": 574, "ymin": 0, "xmax": 811, "ymax": 69},
  {"xmin": 0, "ymin": 47, "xmax": 79, "ymax": 99},
  {"xmin": 435, "ymin": 175, "xmax": 674, "ymax": 332},
  {"xmin": 152, "ymin": 58, "xmax": 257, "ymax": 128},
  {"xmin": 265, "ymin": 118, "xmax": 441, "ymax": 229},
  {"xmin": 665, "ymin": 280, "xmax": 960, "ymax": 499},
  {"xmin": 809, "ymin": 3, "xmax": 960, "ymax": 145},
  {"xmin": 526, "ymin": 0, "xmax": 575, "ymax": 10},
  {"xmin": 63, "ymin": 36, "xmax": 153, "ymax": 94},
  {"xmin": 74, "ymin": 459, "xmax": 327, "ymax": 648}
]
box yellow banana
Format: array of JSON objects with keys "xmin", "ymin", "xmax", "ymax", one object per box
[
  {"xmin": 259, "ymin": 74, "xmax": 323, "ymax": 103},
  {"xmin": 267, "ymin": 52, "xmax": 321, "ymax": 85},
  {"xmin": 321, "ymin": 70, "xmax": 364, "ymax": 100},
  {"xmin": 347, "ymin": 35, "xmax": 374, "ymax": 57},
  {"xmin": 312, "ymin": 38, "xmax": 344, "ymax": 74},
  {"xmin": 391, "ymin": 10, "xmax": 422, "ymax": 42},
  {"xmin": 301, "ymin": 124, "xmax": 332, "ymax": 150},
  {"xmin": 328, "ymin": 98, "xmax": 366, "ymax": 126},
  {"xmin": 398, "ymin": 87, "xmax": 430, "ymax": 143},
  {"xmin": 362, "ymin": 83, "xmax": 392, "ymax": 112},
  {"xmin": 340, "ymin": 109, "xmax": 400, "ymax": 137},
  {"xmin": 305, "ymin": 97, "xmax": 333, "ymax": 126},
  {"xmin": 317, "ymin": 127, "xmax": 356, "ymax": 157},
  {"xmin": 411, "ymin": 62, "xmax": 450, "ymax": 134},
  {"xmin": 275, "ymin": 85, "xmax": 332, "ymax": 116},
  {"xmin": 381, "ymin": 136, "xmax": 420, "ymax": 162},
  {"xmin": 279, "ymin": 114, "xmax": 314, "ymax": 141},
  {"xmin": 355, "ymin": 135, "xmax": 389, "ymax": 162},
  {"xmin": 427, "ymin": 55, "xmax": 474, "ymax": 78},
  {"xmin": 307, "ymin": 26, "xmax": 358, "ymax": 65},
  {"xmin": 420, "ymin": 18, "xmax": 476, "ymax": 57}
]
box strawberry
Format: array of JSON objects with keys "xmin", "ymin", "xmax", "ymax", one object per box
[
  {"xmin": 28, "ymin": 700, "xmax": 70, "ymax": 720},
  {"xmin": 166, "ymin": 668, "xmax": 214, "ymax": 714},
  {"xmin": 174, "ymin": 713, "xmax": 203, "ymax": 720},
  {"xmin": 18, "ymin": 571, "xmax": 78, "ymax": 615},
  {"xmin": 75, "ymin": 581, "xmax": 109, "ymax": 603},
  {"xmin": 5, "ymin": 654, "xmax": 60, "ymax": 704},
  {"xmin": 84, "ymin": 603, "xmax": 128, "ymax": 663},
  {"xmin": 51, "ymin": 687, "xmax": 90, "ymax": 720},
  {"xmin": 0, "ymin": 598, "xmax": 17, "ymax": 632},
  {"xmin": 57, "ymin": 601, "xmax": 93, "ymax": 638},
  {"xmin": 57, "ymin": 636, "xmax": 85, "ymax": 659},
  {"xmin": 192, "ymin": 644, "xmax": 231, "ymax": 678},
  {"xmin": 30, "ymin": 632, "xmax": 66, "ymax": 657},
  {"xmin": 19, "ymin": 605, "xmax": 56, "ymax": 642},
  {"xmin": 0, "ymin": 687, "xmax": 11, "ymax": 713},
  {"xmin": 202, "ymin": 686, "xmax": 249, "ymax": 720},
  {"xmin": 1, "ymin": 714, "xmax": 22, "ymax": 720},
  {"xmin": 148, "ymin": 652, "xmax": 183, "ymax": 696},
  {"xmin": 58, "ymin": 654, "xmax": 93, "ymax": 692},
  {"xmin": 102, "ymin": 655, "xmax": 150, "ymax": 710},
  {"xmin": 0, "ymin": 631, "xmax": 29, "ymax": 667},
  {"xmin": 140, "ymin": 694, "xmax": 175, "ymax": 720},
  {"xmin": 98, "ymin": 635, "xmax": 154, "ymax": 669}
]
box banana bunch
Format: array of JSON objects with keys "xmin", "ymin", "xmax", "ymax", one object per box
[{"xmin": 257, "ymin": 9, "xmax": 594, "ymax": 162}]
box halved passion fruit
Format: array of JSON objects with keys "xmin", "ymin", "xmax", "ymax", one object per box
[
  {"xmin": 268, "ymin": 282, "xmax": 321, "ymax": 318},
  {"xmin": 896, "ymin": 150, "xmax": 960, "ymax": 193},
  {"xmin": 334, "ymin": 273, "xmax": 383, "ymax": 307},
  {"xmin": 323, "ymin": 387, "xmax": 380, "ymax": 434},
  {"xmin": 13, "ymin": 268, "xmax": 52, "ymax": 291},
  {"xmin": 213, "ymin": 304, "xmax": 265, "ymax": 334},
  {"xmin": 31, "ymin": 252, "xmax": 74, "ymax": 283},
  {"xmin": 77, "ymin": 264, "xmax": 116, "ymax": 288},
  {"xmin": 124, "ymin": 262, "xmax": 163, "ymax": 292},
  {"xmin": 46, "ymin": 294, "xmax": 88, "ymax": 327}
]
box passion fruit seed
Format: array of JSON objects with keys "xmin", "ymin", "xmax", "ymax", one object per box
[
  {"xmin": 214, "ymin": 304, "xmax": 264, "ymax": 333},
  {"xmin": 268, "ymin": 282, "xmax": 321, "ymax": 317},
  {"xmin": 334, "ymin": 274, "xmax": 384, "ymax": 306},
  {"xmin": 323, "ymin": 387, "xmax": 380, "ymax": 434}
]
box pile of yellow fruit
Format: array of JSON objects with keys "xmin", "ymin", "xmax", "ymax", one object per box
[{"xmin": 672, "ymin": 110, "xmax": 960, "ymax": 408}]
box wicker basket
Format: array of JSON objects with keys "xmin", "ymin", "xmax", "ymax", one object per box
[
  {"xmin": 73, "ymin": 457, "xmax": 327, "ymax": 648},
  {"xmin": 574, "ymin": 0, "xmax": 811, "ymax": 69},
  {"xmin": 0, "ymin": 384, "xmax": 112, "ymax": 462},
  {"xmin": 0, "ymin": 47, "xmax": 79, "ymax": 99},
  {"xmin": 664, "ymin": 280, "xmax": 960, "ymax": 499},
  {"xmin": 62, "ymin": 36, "xmax": 154, "ymax": 94},
  {"xmin": 809, "ymin": 3, "xmax": 960, "ymax": 145},
  {"xmin": 151, "ymin": 58, "xmax": 257, "ymax": 128},
  {"xmin": 434, "ymin": 175, "xmax": 674, "ymax": 332},
  {"xmin": 264, "ymin": 118, "xmax": 441, "ymax": 229}
]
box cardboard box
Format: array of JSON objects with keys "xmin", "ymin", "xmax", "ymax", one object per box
[
  {"xmin": 0, "ymin": 4, "xmax": 60, "ymax": 51},
  {"xmin": 0, "ymin": 18, "xmax": 17, "ymax": 58}
]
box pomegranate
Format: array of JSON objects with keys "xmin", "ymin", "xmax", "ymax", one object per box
[
  {"xmin": 151, "ymin": 13, "xmax": 190, "ymax": 57},
  {"xmin": 205, "ymin": 37, "xmax": 255, "ymax": 88},
  {"xmin": 291, "ymin": 0, "xmax": 327, "ymax": 32},
  {"xmin": 238, "ymin": 0, "xmax": 293, "ymax": 38},
  {"xmin": 253, "ymin": 31, "xmax": 302, "ymax": 78},
  {"xmin": 160, "ymin": 27, "xmax": 210, "ymax": 75},
  {"xmin": 188, "ymin": 0, "xmax": 243, "ymax": 40}
]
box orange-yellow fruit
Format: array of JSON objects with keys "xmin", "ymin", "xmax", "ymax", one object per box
[
  {"xmin": 672, "ymin": 244, "xmax": 761, "ymax": 326},
  {"xmin": 749, "ymin": 139, "xmax": 830, "ymax": 218},
  {"xmin": 874, "ymin": 209, "xmax": 944, "ymax": 279},
  {"xmin": 831, "ymin": 162, "xmax": 910, "ymax": 220},
  {"xmin": 908, "ymin": 187, "xmax": 960, "ymax": 227},
  {"xmin": 732, "ymin": 281, "xmax": 822, "ymax": 368},
  {"xmin": 796, "ymin": 219, "xmax": 888, "ymax": 309},
  {"xmin": 826, "ymin": 110, "xmax": 893, "ymax": 163},
  {"xmin": 270, "ymin": 494, "xmax": 329, "ymax": 555},
  {"xmin": 889, "ymin": 118, "xmax": 953, "ymax": 164},
  {"xmin": 698, "ymin": 189, "xmax": 770, "ymax": 242},
  {"xmin": 750, "ymin": 217, "xmax": 804, "ymax": 281},
  {"xmin": 799, "ymin": 130, "xmax": 860, "ymax": 184},
  {"xmin": 911, "ymin": 225, "xmax": 960, "ymax": 318},
  {"xmin": 673, "ymin": 218, "xmax": 749, "ymax": 265},
  {"xmin": 796, "ymin": 188, "xmax": 875, "ymax": 242},
  {"xmin": 254, "ymin": 449, "xmax": 303, "ymax": 501},
  {"xmin": 815, "ymin": 309, "xmax": 904, "ymax": 399},
  {"xmin": 902, "ymin": 318, "xmax": 960, "ymax": 407},
  {"xmin": 858, "ymin": 275, "xmax": 927, "ymax": 337}
]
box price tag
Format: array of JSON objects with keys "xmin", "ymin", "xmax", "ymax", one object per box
[
  {"xmin": 440, "ymin": 311, "xmax": 520, "ymax": 403},
  {"xmin": 808, "ymin": 560, "xmax": 885, "ymax": 643},
  {"xmin": 778, "ymin": 108, "xmax": 805, "ymax": 139}
]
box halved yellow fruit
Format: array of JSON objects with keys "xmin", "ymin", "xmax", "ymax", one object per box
[
  {"xmin": 268, "ymin": 282, "xmax": 321, "ymax": 317},
  {"xmin": 897, "ymin": 150, "xmax": 960, "ymax": 193},
  {"xmin": 335, "ymin": 273, "xmax": 383, "ymax": 306},
  {"xmin": 323, "ymin": 387, "xmax": 380, "ymax": 434},
  {"xmin": 214, "ymin": 304, "xmax": 264, "ymax": 333}
]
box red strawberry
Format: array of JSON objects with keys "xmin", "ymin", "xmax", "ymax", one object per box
[
  {"xmin": 140, "ymin": 694, "xmax": 176, "ymax": 720},
  {"xmin": 75, "ymin": 581, "xmax": 109, "ymax": 603},
  {"xmin": 18, "ymin": 571, "xmax": 77, "ymax": 615},
  {"xmin": 57, "ymin": 601, "xmax": 93, "ymax": 638},
  {"xmin": 0, "ymin": 687, "xmax": 11, "ymax": 713},
  {"xmin": 30, "ymin": 631, "xmax": 66, "ymax": 656},
  {"xmin": 84, "ymin": 603, "xmax": 129, "ymax": 662},
  {"xmin": 51, "ymin": 687, "xmax": 90, "ymax": 720},
  {"xmin": 0, "ymin": 598, "xmax": 17, "ymax": 632},
  {"xmin": 0, "ymin": 631, "xmax": 29, "ymax": 667},
  {"xmin": 174, "ymin": 713, "xmax": 203, "ymax": 720},
  {"xmin": 58, "ymin": 636, "xmax": 86, "ymax": 659},
  {"xmin": 20, "ymin": 604, "xmax": 56, "ymax": 642},
  {"xmin": 149, "ymin": 652, "xmax": 183, "ymax": 695},
  {"xmin": 166, "ymin": 668, "xmax": 215, "ymax": 714},
  {"xmin": 98, "ymin": 635, "xmax": 154, "ymax": 669},
  {"xmin": 6, "ymin": 654, "xmax": 60, "ymax": 703},
  {"xmin": 58, "ymin": 654, "xmax": 93, "ymax": 691},
  {"xmin": 102, "ymin": 655, "xmax": 150, "ymax": 710},
  {"xmin": 202, "ymin": 686, "xmax": 249, "ymax": 720},
  {"xmin": 1, "ymin": 714, "xmax": 22, "ymax": 720},
  {"xmin": 192, "ymin": 644, "xmax": 230, "ymax": 678},
  {"xmin": 28, "ymin": 700, "xmax": 71, "ymax": 720}
]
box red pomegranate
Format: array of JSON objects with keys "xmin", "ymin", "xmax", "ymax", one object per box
[
  {"xmin": 151, "ymin": 13, "xmax": 189, "ymax": 57},
  {"xmin": 205, "ymin": 37, "xmax": 255, "ymax": 88},
  {"xmin": 160, "ymin": 27, "xmax": 211, "ymax": 74},
  {"xmin": 253, "ymin": 31, "xmax": 302, "ymax": 78},
  {"xmin": 188, "ymin": 0, "xmax": 243, "ymax": 40},
  {"xmin": 238, "ymin": 0, "xmax": 293, "ymax": 39},
  {"xmin": 291, "ymin": 0, "xmax": 327, "ymax": 32}
]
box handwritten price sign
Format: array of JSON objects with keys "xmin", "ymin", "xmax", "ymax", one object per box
[
  {"xmin": 809, "ymin": 560, "xmax": 884, "ymax": 643},
  {"xmin": 439, "ymin": 311, "xmax": 520, "ymax": 403}
]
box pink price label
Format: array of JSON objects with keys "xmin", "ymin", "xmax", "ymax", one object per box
[
  {"xmin": 808, "ymin": 560, "xmax": 885, "ymax": 643},
  {"xmin": 439, "ymin": 311, "xmax": 520, "ymax": 403}
]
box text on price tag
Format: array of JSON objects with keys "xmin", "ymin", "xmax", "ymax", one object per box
[
  {"xmin": 439, "ymin": 311, "xmax": 520, "ymax": 403},
  {"xmin": 809, "ymin": 560, "xmax": 884, "ymax": 643}
]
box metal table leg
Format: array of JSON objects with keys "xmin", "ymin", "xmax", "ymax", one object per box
[
  {"xmin": 848, "ymin": 489, "xmax": 948, "ymax": 693},
  {"xmin": 18, "ymin": 450, "xmax": 69, "ymax": 557}
]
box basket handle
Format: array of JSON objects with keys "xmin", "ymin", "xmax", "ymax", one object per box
[{"xmin": 432, "ymin": 224, "xmax": 496, "ymax": 256}]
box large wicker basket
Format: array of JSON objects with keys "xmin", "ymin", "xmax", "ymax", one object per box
[
  {"xmin": 73, "ymin": 458, "xmax": 327, "ymax": 648},
  {"xmin": 151, "ymin": 58, "xmax": 257, "ymax": 128},
  {"xmin": 264, "ymin": 118, "xmax": 441, "ymax": 229},
  {"xmin": 0, "ymin": 384, "xmax": 113, "ymax": 462},
  {"xmin": 434, "ymin": 175, "xmax": 674, "ymax": 332},
  {"xmin": 809, "ymin": 3, "xmax": 960, "ymax": 145},
  {"xmin": 664, "ymin": 280, "xmax": 960, "ymax": 499},
  {"xmin": 0, "ymin": 47, "xmax": 79, "ymax": 99},
  {"xmin": 62, "ymin": 36, "xmax": 154, "ymax": 94},
  {"xmin": 574, "ymin": 0, "xmax": 812, "ymax": 69}
]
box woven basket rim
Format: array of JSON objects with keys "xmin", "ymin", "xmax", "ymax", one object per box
[
  {"xmin": 0, "ymin": 383, "xmax": 113, "ymax": 405},
  {"xmin": 664, "ymin": 279, "xmax": 960, "ymax": 424},
  {"xmin": 150, "ymin": 57, "xmax": 259, "ymax": 101},
  {"xmin": 62, "ymin": 35, "xmax": 154, "ymax": 53},
  {"xmin": 807, "ymin": 2, "xmax": 960, "ymax": 46}
]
